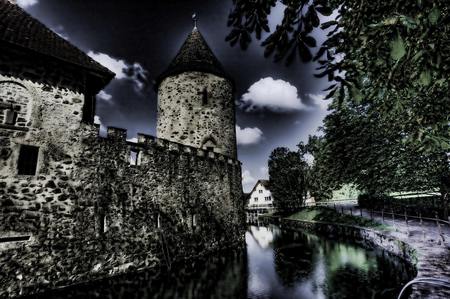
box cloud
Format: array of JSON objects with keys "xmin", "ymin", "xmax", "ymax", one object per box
[
  {"xmin": 97, "ymin": 90, "xmax": 112, "ymax": 102},
  {"xmin": 260, "ymin": 166, "xmax": 269, "ymax": 179},
  {"xmin": 236, "ymin": 125, "xmax": 263, "ymax": 145},
  {"xmin": 52, "ymin": 25, "xmax": 69, "ymax": 40},
  {"xmin": 94, "ymin": 115, "xmax": 107, "ymax": 137},
  {"xmin": 88, "ymin": 51, "xmax": 128, "ymax": 79},
  {"xmin": 87, "ymin": 51, "xmax": 149, "ymax": 91},
  {"xmin": 17, "ymin": 0, "xmax": 38, "ymax": 8},
  {"xmin": 308, "ymin": 93, "xmax": 332, "ymax": 110},
  {"xmin": 241, "ymin": 77, "xmax": 306, "ymax": 112},
  {"xmin": 127, "ymin": 137, "xmax": 138, "ymax": 143},
  {"xmin": 242, "ymin": 170, "xmax": 256, "ymax": 187}
]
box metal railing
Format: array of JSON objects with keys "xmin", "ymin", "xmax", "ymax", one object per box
[
  {"xmin": 333, "ymin": 205, "xmax": 449, "ymax": 245},
  {"xmin": 397, "ymin": 277, "xmax": 450, "ymax": 299}
]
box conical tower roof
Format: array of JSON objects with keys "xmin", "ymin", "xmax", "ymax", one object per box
[{"xmin": 156, "ymin": 27, "xmax": 233, "ymax": 88}]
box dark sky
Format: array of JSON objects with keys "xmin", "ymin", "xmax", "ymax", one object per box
[{"xmin": 21, "ymin": 0, "xmax": 332, "ymax": 191}]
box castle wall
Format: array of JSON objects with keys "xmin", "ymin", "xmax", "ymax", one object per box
[
  {"xmin": 0, "ymin": 74, "xmax": 244, "ymax": 297},
  {"xmin": 157, "ymin": 72, "xmax": 237, "ymax": 158}
]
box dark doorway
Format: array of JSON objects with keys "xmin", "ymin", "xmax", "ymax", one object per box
[{"xmin": 17, "ymin": 145, "xmax": 39, "ymax": 175}]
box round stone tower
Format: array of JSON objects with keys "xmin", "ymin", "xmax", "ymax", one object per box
[{"xmin": 156, "ymin": 24, "xmax": 237, "ymax": 159}]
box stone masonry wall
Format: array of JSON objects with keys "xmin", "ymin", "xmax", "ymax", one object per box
[
  {"xmin": 0, "ymin": 74, "xmax": 244, "ymax": 297},
  {"xmin": 157, "ymin": 72, "xmax": 237, "ymax": 158}
]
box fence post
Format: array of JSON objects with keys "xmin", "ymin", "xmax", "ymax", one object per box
[
  {"xmin": 435, "ymin": 212, "xmax": 445, "ymax": 245},
  {"xmin": 404, "ymin": 210, "xmax": 409, "ymax": 235},
  {"xmin": 391, "ymin": 208, "xmax": 395, "ymax": 231},
  {"xmin": 382, "ymin": 209, "xmax": 384, "ymax": 223},
  {"xmin": 350, "ymin": 208, "xmax": 353, "ymax": 216},
  {"xmin": 360, "ymin": 208, "xmax": 362, "ymax": 217},
  {"xmin": 341, "ymin": 206, "xmax": 344, "ymax": 214},
  {"xmin": 419, "ymin": 212, "xmax": 425, "ymax": 240},
  {"xmin": 334, "ymin": 203, "xmax": 336, "ymax": 211},
  {"xmin": 370, "ymin": 209, "xmax": 373, "ymax": 220}
]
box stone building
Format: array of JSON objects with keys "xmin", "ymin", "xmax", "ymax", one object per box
[
  {"xmin": 246, "ymin": 180, "xmax": 275, "ymax": 223},
  {"xmin": 0, "ymin": 1, "xmax": 244, "ymax": 297},
  {"xmin": 156, "ymin": 27, "xmax": 237, "ymax": 158}
]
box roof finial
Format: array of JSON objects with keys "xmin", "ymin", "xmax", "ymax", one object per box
[{"xmin": 192, "ymin": 13, "xmax": 198, "ymax": 30}]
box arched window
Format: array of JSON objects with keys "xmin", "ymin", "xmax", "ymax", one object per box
[
  {"xmin": 0, "ymin": 81, "xmax": 33, "ymax": 128},
  {"xmin": 201, "ymin": 136, "xmax": 217, "ymax": 152}
]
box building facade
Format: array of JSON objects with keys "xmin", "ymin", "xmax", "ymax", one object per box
[
  {"xmin": 0, "ymin": 1, "xmax": 244, "ymax": 297},
  {"xmin": 246, "ymin": 180, "xmax": 275, "ymax": 223}
]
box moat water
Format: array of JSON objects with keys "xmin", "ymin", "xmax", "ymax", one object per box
[{"xmin": 26, "ymin": 225, "xmax": 415, "ymax": 299}]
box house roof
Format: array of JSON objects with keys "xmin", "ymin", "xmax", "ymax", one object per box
[
  {"xmin": 0, "ymin": 0, "xmax": 114, "ymax": 80},
  {"xmin": 248, "ymin": 180, "xmax": 270, "ymax": 198},
  {"xmin": 155, "ymin": 27, "xmax": 233, "ymax": 88}
]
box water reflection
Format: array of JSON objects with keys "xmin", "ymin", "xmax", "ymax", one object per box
[
  {"xmin": 247, "ymin": 224, "xmax": 414, "ymax": 299},
  {"xmin": 24, "ymin": 225, "xmax": 414, "ymax": 299}
]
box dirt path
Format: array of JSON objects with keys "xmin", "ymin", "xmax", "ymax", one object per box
[{"xmin": 336, "ymin": 203, "xmax": 450, "ymax": 298}]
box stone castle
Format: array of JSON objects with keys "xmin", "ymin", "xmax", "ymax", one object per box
[{"xmin": 0, "ymin": 1, "xmax": 244, "ymax": 297}]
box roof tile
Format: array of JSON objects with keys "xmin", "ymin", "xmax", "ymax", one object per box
[{"xmin": 0, "ymin": 0, "xmax": 113, "ymax": 78}]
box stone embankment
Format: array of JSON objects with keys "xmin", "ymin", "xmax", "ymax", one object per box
[{"xmin": 261, "ymin": 211, "xmax": 450, "ymax": 299}]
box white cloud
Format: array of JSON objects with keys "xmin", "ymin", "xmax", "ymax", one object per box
[
  {"xmin": 127, "ymin": 137, "xmax": 138, "ymax": 143},
  {"xmin": 87, "ymin": 51, "xmax": 149, "ymax": 91},
  {"xmin": 260, "ymin": 166, "xmax": 269, "ymax": 179},
  {"xmin": 17, "ymin": 0, "xmax": 38, "ymax": 8},
  {"xmin": 88, "ymin": 51, "xmax": 128, "ymax": 79},
  {"xmin": 242, "ymin": 170, "xmax": 256, "ymax": 186},
  {"xmin": 236, "ymin": 125, "xmax": 263, "ymax": 145},
  {"xmin": 308, "ymin": 93, "xmax": 332, "ymax": 110},
  {"xmin": 94, "ymin": 115, "xmax": 107, "ymax": 137},
  {"xmin": 97, "ymin": 90, "xmax": 112, "ymax": 101},
  {"xmin": 53, "ymin": 25, "xmax": 69, "ymax": 40},
  {"xmin": 241, "ymin": 77, "xmax": 306, "ymax": 112}
]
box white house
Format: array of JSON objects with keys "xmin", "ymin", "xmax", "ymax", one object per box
[{"xmin": 246, "ymin": 180, "xmax": 275, "ymax": 222}]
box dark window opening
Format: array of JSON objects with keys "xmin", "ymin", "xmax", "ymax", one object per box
[
  {"xmin": 0, "ymin": 235, "xmax": 30, "ymax": 243},
  {"xmin": 82, "ymin": 95, "xmax": 95, "ymax": 124},
  {"xmin": 17, "ymin": 145, "xmax": 39, "ymax": 175},
  {"xmin": 4, "ymin": 109, "xmax": 17, "ymax": 125},
  {"xmin": 201, "ymin": 88, "xmax": 208, "ymax": 106},
  {"xmin": 206, "ymin": 146, "xmax": 214, "ymax": 152}
]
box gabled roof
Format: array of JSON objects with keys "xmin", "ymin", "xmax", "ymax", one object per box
[
  {"xmin": 0, "ymin": 0, "xmax": 114, "ymax": 80},
  {"xmin": 156, "ymin": 27, "xmax": 233, "ymax": 88},
  {"xmin": 248, "ymin": 180, "xmax": 270, "ymax": 198}
]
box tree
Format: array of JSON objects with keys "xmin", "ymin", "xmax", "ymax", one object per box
[
  {"xmin": 268, "ymin": 147, "xmax": 308, "ymax": 214},
  {"xmin": 304, "ymin": 136, "xmax": 334, "ymax": 201},
  {"xmin": 228, "ymin": 0, "xmax": 450, "ymax": 218}
]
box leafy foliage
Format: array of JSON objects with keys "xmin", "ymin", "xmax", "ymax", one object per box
[
  {"xmin": 227, "ymin": 0, "xmax": 333, "ymax": 64},
  {"xmin": 229, "ymin": 0, "xmax": 450, "ymax": 217},
  {"xmin": 268, "ymin": 147, "xmax": 308, "ymax": 214}
]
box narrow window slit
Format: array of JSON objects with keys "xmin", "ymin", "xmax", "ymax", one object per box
[{"xmin": 201, "ymin": 88, "xmax": 208, "ymax": 105}]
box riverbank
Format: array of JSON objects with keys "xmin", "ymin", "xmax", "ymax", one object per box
[{"xmin": 261, "ymin": 206, "xmax": 450, "ymax": 299}]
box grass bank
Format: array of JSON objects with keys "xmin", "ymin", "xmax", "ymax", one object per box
[{"xmin": 287, "ymin": 207, "xmax": 389, "ymax": 230}]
